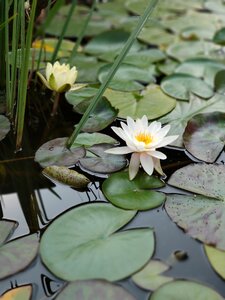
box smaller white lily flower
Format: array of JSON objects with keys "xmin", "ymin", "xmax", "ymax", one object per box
[
  {"xmin": 105, "ymin": 115, "xmax": 178, "ymax": 180},
  {"xmin": 37, "ymin": 61, "xmax": 78, "ymax": 93}
]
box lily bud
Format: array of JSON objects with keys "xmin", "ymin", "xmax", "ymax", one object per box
[{"xmin": 37, "ymin": 61, "xmax": 78, "ymax": 93}]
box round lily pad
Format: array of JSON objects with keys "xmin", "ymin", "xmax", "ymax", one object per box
[
  {"xmin": 98, "ymin": 63, "xmax": 155, "ymax": 92},
  {"xmin": 40, "ymin": 203, "xmax": 155, "ymax": 281},
  {"xmin": 79, "ymin": 143, "xmax": 127, "ymax": 174},
  {"xmin": 104, "ymin": 84, "xmax": 176, "ymax": 119},
  {"xmin": 34, "ymin": 137, "xmax": 85, "ymax": 168},
  {"xmin": 0, "ymin": 285, "xmax": 32, "ymax": 300},
  {"xmin": 205, "ymin": 245, "xmax": 225, "ymax": 280},
  {"xmin": 0, "ymin": 115, "xmax": 10, "ymax": 142},
  {"xmin": 102, "ymin": 171, "xmax": 165, "ymax": 210},
  {"xmin": 150, "ymin": 280, "xmax": 224, "ymax": 300},
  {"xmin": 213, "ymin": 28, "xmax": 225, "ymax": 45},
  {"xmin": 183, "ymin": 112, "xmax": 225, "ymax": 162},
  {"xmin": 55, "ymin": 280, "xmax": 135, "ymax": 300},
  {"xmin": 0, "ymin": 220, "xmax": 17, "ymax": 246},
  {"xmin": 161, "ymin": 74, "xmax": 214, "ymax": 101}
]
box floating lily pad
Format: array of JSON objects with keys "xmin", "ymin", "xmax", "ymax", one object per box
[
  {"xmin": 104, "ymin": 84, "xmax": 176, "ymax": 119},
  {"xmin": 43, "ymin": 166, "xmax": 90, "ymax": 189},
  {"xmin": 138, "ymin": 26, "xmax": 175, "ymax": 48},
  {"xmin": 66, "ymin": 86, "xmax": 99, "ymax": 106},
  {"xmin": 72, "ymin": 133, "xmax": 117, "ymax": 148},
  {"xmin": 0, "ymin": 115, "xmax": 10, "ymax": 142},
  {"xmin": 215, "ymin": 70, "xmax": 225, "ymax": 94},
  {"xmin": 0, "ymin": 285, "xmax": 32, "ymax": 300},
  {"xmin": 159, "ymin": 94, "xmax": 225, "ymax": 147},
  {"xmin": 84, "ymin": 30, "xmax": 141, "ymax": 55},
  {"xmin": 98, "ymin": 63, "xmax": 155, "ymax": 92},
  {"xmin": 168, "ymin": 163, "xmax": 225, "ymax": 200},
  {"xmin": 0, "ymin": 220, "xmax": 17, "ymax": 246},
  {"xmin": 166, "ymin": 194, "xmax": 225, "ymax": 250},
  {"xmin": 205, "ymin": 0, "xmax": 225, "ymax": 14},
  {"xmin": 181, "ymin": 26, "xmax": 215, "ymax": 40},
  {"xmin": 132, "ymin": 260, "xmax": 173, "ymax": 291},
  {"xmin": 40, "ymin": 203, "xmax": 155, "ymax": 281},
  {"xmin": 175, "ymin": 58, "xmax": 225, "ymax": 86},
  {"xmin": 213, "ymin": 28, "xmax": 225, "ymax": 45},
  {"xmin": 205, "ymin": 245, "xmax": 225, "ymax": 280},
  {"xmin": 79, "ymin": 144, "xmax": 127, "ymax": 174},
  {"xmin": 55, "ymin": 280, "xmax": 135, "ymax": 300},
  {"xmin": 161, "ymin": 74, "xmax": 214, "ymax": 101},
  {"xmin": 183, "ymin": 112, "xmax": 225, "ymax": 162},
  {"xmin": 157, "ymin": 59, "xmax": 179, "ymax": 76},
  {"xmin": 150, "ymin": 280, "xmax": 224, "ymax": 300},
  {"xmin": 34, "ymin": 137, "xmax": 85, "ymax": 168},
  {"xmin": 0, "ymin": 234, "xmax": 39, "ymax": 279},
  {"xmin": 102, "ymin": 171, "xmax": 165, "ymax": 210}
]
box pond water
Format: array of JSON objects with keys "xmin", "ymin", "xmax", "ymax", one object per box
[{"xmin": 0, "ymin": 102, "xmax": 225, "ymax": 299}]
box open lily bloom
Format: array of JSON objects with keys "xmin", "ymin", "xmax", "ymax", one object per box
[
  {"xmin": 106, "ymin": 115, "xmax": 178, "ymax": 180},
  {"xmin": 37, "ymin": 61, "xmax": 78, "ymax": 93}
]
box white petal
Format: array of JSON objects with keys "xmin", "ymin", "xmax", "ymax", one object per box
[
  {"xmin": 153, "ymin": 124, "xmax": 171, "ymax": 140},
  {"xmin": 147, "ymin": 150, "xmax": 167, "ymax": 160},
  {"xmin": 105, "ymin": 146, "xmax": 133, "ymax": 154},
  {"xmin": 127, "ymin": 116, "xmax": 136, "ymax": 131},
  {"xmin": 155, "ymin": 135, "xmax": 179, "ymax": 148},
  {"xmin": 148, "ymin": 121, "xmax": 161, "ymax": 134},
  {"xmin": 140, "ymin": 153, "xmax": 154, "ymax": 176},
  {"xmin": 152, "ymin": 158, "xmax": 165, "ymax": 176},
  {"xmin": 141, "ymin": 115, "xmax": 148, "ymax": 127},
  {"xmin": 129, "ymin": 153, "xmax": 140, "ymax": 180},
  {"xmin": 46, "ymin": 62, "xmax": 53, "ymax": 81},
  {"xmin": 111, "ymin": 127, "xmax": 129, "ymax": 142}
]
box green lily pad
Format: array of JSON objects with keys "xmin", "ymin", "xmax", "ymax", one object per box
[
  {"xmin": 175, "ymin": 58, "xmax": 225, "ymax": 86},
  {"xmin": 98, "ymin": 63, "xmax": 155, "ymax": 92},
  {"xmin": 102, "ymin": 171, "xmax": 165, "ymax": 210},
  {"xmin": 168, "ymin": 163, "xmax": 225, "ymax": 200},
  {"xmin": 104, "ymin": 84, "xmax": 176, "ymax": 119},
  {"xmin": 215, "ymin": 70, "xmax": 225, "ymax": 93},
  {"xmin": 183, "ymin": 112, "xmax": 225, "ymax": 162},
  {"xmin": 0, "ymin": 220, "xmax": 17, "ymax": 246},
  {"xmin": 159, "ymin": 94, "xmax": 225, "ymax": 147},
  {"xmin": 205, "ymin": 0, "xmax": 225, "ymax": 14},
  {"xmin": 205, "ymin": 245, "xmax": 225, "ymax": 280},
  {"xmin": 66, "ymin": 86, "xmax": 99, "ymax": 106},
  {"xmin": 0, "ymin": 285, "xmax": 32, "ymax": 300},
  {"xmin": 0, "ymin": 115, "xmax": 10, "ymax": 142},
  {"xmin": 166, "ymin": 41, "xmax": 220, "ymax": 62},
  {"xmin": 213, "ymin": 28, "xmax": 225, "ymax": 45},
  {"xmin": 40, "ymin": 203, "xmax": 155, "ymax": 281},
  {"xmin": 161, "ymin": 74, "xmax": 214, "ymax": 101},
  {"xmin": 180, "ymin": 26, "xmax": 215, "ymax": 40},
  {"xmin": 55, "ymin": 280, "xmax": 135, "ymax": 300},
  {"xmin": 0, "ymin": 234, "xmax": 39, "ymax": 279},
  {"xmin": 72, "ymin": 133, "xmax": 117, "ymax": 148},
  {"xmin": 157, "ymin": 59, "xmax": 179, "ymax": 76},
  {"xmin": 34, "ymin": 137, "xmax": 85, "ymax": 168},
  {"xmin": 84, "ymin": 30, "xmax": 141, "ymax": 55},
  {"xmin": 132, "ymin": 260, "xmax": 173, "ymax": 291},
  {"xmin": 79, "ymin": 144, "xmax": 127, "ymax": 174},
  {"xmin": 150, "ymin": 280, "xmax": 224, "ymax": 300},
  {"xmin": 165, "ymin": 194, "xmax": 225, "ymax": 250}
]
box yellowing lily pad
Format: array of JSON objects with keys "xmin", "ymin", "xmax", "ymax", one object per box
[
  {"xmin": 0, "ymin": 285, "xmax": 32, "ymax": 300},
  {"xmin": 104, "ymin": 84, "xmax": 176, "ymax": 120},
  {"xmin": 102, "ymin": 171, "xmax": 165, "ymax": 210},
  {"xmin": 132, "ymin": 260, "xmax": 173, "ymax": 291},
  {"xmin": 40, "ymin": 203, "xmax": 155, "ymax": 281},
  {"xmin": 150, "ymin": 280, "xmax": 224, "ymax": 300},
  {"xmin": 205, "ymin": 245, "xmax": 225, "ymax": 280},
  {"xmin": 55, "ymin": 280, "xmax": 135, "ymax": 300}
]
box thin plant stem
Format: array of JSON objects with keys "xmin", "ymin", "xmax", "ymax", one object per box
[
  {"xmin": 66, "ymin": 0, "xmax": 159, "ymax": 149},
  {"xmin": 5, "ymin": 0, "xmax": 11, "ymax": 115},
  {"xmin": 16, "ymin": 0, "xmax": 37, "ymax": 150},
  {"xmin": 51, "ymin": 92, "xmax": 60, "ymax": 116},
  {"xmin": 0, "ymin": 1, "xmax": 6, "ymax": 90},
  {"xmin": 51, "ymin": 0, "xmax": 77, "ymax": 63},
  {"xmin": 68, "ymin": 0, "xmax": 96, "ymax": 64}
]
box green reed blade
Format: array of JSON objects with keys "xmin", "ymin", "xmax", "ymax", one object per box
[
  {"xmin": 66, "ymin": 0, "xmax": 159, "ymax": 149},
  {"xmin": 5, "ymin": 0, "xmax": 11, "ymax": 115},
  {"xmin": 51, "ymin": 0, "xmax": 77, "ymax": 63},
  {"xmin": 68, "ymin": 0, "xmax": 97, "ymax": 64},
  {"xmin": 0, "ymin": 1, "xmax": 6, "ymax": 90}
]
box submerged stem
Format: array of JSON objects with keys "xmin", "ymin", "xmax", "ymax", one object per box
[{"xmin": 66, "ymin": 0, "xmax": 159, "ymax": 149}]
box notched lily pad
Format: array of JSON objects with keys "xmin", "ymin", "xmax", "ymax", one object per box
[
  {"xmin": 132, "ymin": 260, "xmax": 173, "ymax": 291},
  {"xmin": 55, "ymin": 280, "xmax": 135, "ymax": 300},
  {"xmin": 40, "ymin": 202, "xmax": 155, "ymax": 281},
  {"xmin": 0, "ymin": 285, "xmax": 32, "ymax": 300},
  {"xmin": 79, "ymin": 143, "xmax": 127, "ymax": 174},
  {"xmin": 35, "ymin": 137, "xmax": 85, "ymax": 168},
  {"xmin": 102, "ymin": 170, "xmax": 165, "ymax": 210},
  {"xmin": 0, "ymin": 234, "xmax": 39, "ymax": 279},
  {"xmin": 43, "ymin": 166, "xmax": 90, "ymax": 189},
  {"xmin": 168, "ymin": 163, "xmax": 225, "ymax": 200},
  {"xmin": 205, "ymin": 245, "xmax": 225, "ymax": 280},
  {"xmin": 0, "ymin": 115, "xmax": 10, "ymax": 142},
  {"xmin": 150, "ymin": 280, "xmax": 224, "ymax": 300},
  {"xmin": 183, "ymin": 112, "xmax": 225, "ymax": 162},
  {"xmin": 161, "ymin": 74, "xmax": 214, "ymax": 101}
]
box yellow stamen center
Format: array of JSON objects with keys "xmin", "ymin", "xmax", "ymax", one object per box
[{"xmin": 135, "ymin": 132, "xmax": 153, "ymax": 145}]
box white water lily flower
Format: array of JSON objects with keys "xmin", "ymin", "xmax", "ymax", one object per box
[
  {"xmin": 37, "ymin": 61, "xmax": 78, "ymax": 93},
  {"xmin": 106, "ymin": 115, "xmax": 178, "ymax": 180}
]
